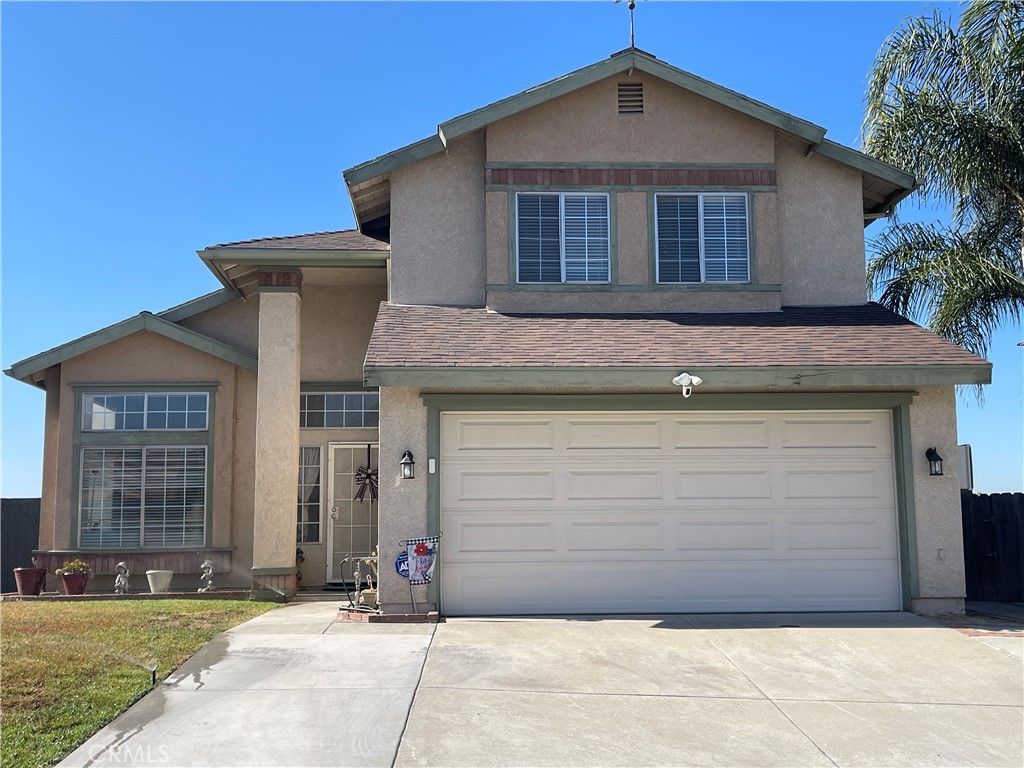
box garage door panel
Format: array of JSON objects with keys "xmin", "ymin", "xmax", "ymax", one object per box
[
  {"xmin": 454, "ymin": 520, "xmax": 557, "ymax": 553},
  {"xmin": 450, "ymin": 418, "xmax": 556, "ymax": 451},
  {"xmin": 675, "ymin": 469, "xmax": 773, "ymax": 499},
  {"xmin": 780, "ymin": 415, "xmax": 891, "ymax": 451},
  {"xmin": 785, "ymin": 517, "xmax": 894, "ymax": 553},
  {"xmin": 568, "ymin": 469, "xmax": 664, "ymax": 500},
  {"xmin": 675, "ymin": 520, "xmax": 775, "ymax": 550},
  {"xmin": 455, "ymin": 469, "xmax": 555, "ymax": 501},
  {"xmin": 566, "ymin": 418, "xmax": 662, "ymax": 449},
  {"xmin": 783, "ymin": 467, "xmax": 894, "ymax": 502},
  {"xmin": 672, "ymin": 417, "xmax": 771, "ymax": 449},
  {"xmin": 440, "ymin": 410, "xmax": 900, "ymax": 615},
  {"xmin": 567, "ymin": 520, "xmax": 665, "ymax": 551},
  {"xmin": 789, "ymin": 562, "xmax": 900, "ymax": 604}
]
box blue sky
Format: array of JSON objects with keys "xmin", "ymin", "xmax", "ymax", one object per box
[{"xmin": 2, "ymin": 1, "xmax": 1021, "ymax": 495}]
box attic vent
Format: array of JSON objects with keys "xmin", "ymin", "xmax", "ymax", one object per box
[{"xmin": 618, "ymin": 82, "xmax": 644, "ymax": 114}]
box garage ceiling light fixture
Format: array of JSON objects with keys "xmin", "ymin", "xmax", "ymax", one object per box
[
  {"xmin": 672, "ymin": 372, "xmax": 703, "ymax": 398},
  {"xmin": 925, "ymin": 447, "xmax": 943, "ymax": 476}
]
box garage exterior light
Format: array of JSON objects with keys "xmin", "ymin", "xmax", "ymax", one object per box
[
  {"xmin": 925, "ymin": 447, "xmax": 944, "ymax": 476},
  {"xmin": 400, "ymin": 450, "xmax": 416, "ymax": 480}
]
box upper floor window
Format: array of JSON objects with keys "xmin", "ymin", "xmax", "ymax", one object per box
[
  {"xmin": 82, "ymin": 393, "xmax": 209, "ymax": 432},
  {"xmin": 655, "ymin": 193, "xmax": 749, "ymax": 283},
  {"xmin": 516, "ymin": 192, "xmax": 610, "ymax": 284},
  {"xmin": 300, "ymin": 391, "xmax": 379, "ymax": 428}
]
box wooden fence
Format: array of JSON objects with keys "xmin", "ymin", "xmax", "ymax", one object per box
[
  {"xmin": 961, "ymin": 490, "xmax": 1024, "ymax": 602},
  {"xmin": 1, "ymin": 498, "xmax": 41, "ymax": 594}
]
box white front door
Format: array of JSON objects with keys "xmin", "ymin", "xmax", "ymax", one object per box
[
  {"xmin": 440, "ymin": 410, "xmax": 901, "ymax": 615},
  {"xmin": 326, "ymin": 443, "xmax": 379, "ymax": 585}
]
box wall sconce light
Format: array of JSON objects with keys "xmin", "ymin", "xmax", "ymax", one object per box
[
  {"xmin": 925, "ymin": 447, "xmax": 944, "ymax": 476},
  {"xmin": 400, "ymin": 450, "xmax": 416, "ymax": 480}
]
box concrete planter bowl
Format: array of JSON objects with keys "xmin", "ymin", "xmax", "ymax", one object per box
[{"xmin": 146, "ymin": 570, "xmax": 174, "ymax": 594}]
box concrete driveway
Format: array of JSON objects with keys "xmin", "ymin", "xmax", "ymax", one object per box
[
  {"xmin": 61, "ymin": 607, "xmax": 1023, "ymax": 767},
  {"xmin": 399, "ymin": 612, "xmax": 1023, "ymax": 767}
]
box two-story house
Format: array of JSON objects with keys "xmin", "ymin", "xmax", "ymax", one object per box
[{"xmin": 6, "ymin": 49, "xmax": 990, "ymax": 616}]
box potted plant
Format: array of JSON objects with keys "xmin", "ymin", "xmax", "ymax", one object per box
[
  {"xmin": 55, "ymin": 559, "xmax": 92, "ymax": 595},
  {"xmin": 13, "ymin": 557, "xmax": 48, "ymax": 596}
]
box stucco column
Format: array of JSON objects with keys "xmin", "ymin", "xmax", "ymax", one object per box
[
  {"xmin": 38, "ymin": 366, "xmax": 61, "ymax": 551},
  {"xmin": 908, "ymin": 385, "xmax": 966, "ymax": 615},
  {"xmin": 251, "ymin": 272, "xmax": 302, "ymax": 596}
]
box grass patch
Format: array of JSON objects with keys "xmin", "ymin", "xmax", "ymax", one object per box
[{"xmin": 0, "ymin": 600, "xmax": 277, "ymax": 768}]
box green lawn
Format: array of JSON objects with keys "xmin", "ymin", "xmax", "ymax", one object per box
[{"xmin": 0, "ymin": 600, "xmax": 277, "ymax": 768}]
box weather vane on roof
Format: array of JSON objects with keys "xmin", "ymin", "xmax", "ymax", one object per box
[{"xmin": 614, "ymin": 0, "xmax": 639, "ymax": 49}]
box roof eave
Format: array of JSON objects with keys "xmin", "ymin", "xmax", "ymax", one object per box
[
  {"xmin": 4, "ymin": 312, "xmax": 258, "ymax": 387},
  {"xmin": 364, "ymin": 363, "xmax": 992, "ymax": 389}
]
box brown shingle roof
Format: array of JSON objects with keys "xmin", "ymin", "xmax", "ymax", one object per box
[
  {"xmin": 365, "ymin": 303, "xmax": 989, "ymax": 369},
  {"xmin": 208, "ymin": 230, "xmax": 389, "ymax": 251}
]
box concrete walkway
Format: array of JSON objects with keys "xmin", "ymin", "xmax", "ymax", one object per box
[
  {"xmin": 60, "ymin": 603, "xmax": 435, "ymax": 767},
  {"xmin": 61, "ymin": 608, "xmax": 1023, "ymax": 767}
]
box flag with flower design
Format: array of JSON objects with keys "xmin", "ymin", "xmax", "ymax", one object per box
[{"xmin": 406, "ymin": 536, "xmax": 440, "ymax": 585}]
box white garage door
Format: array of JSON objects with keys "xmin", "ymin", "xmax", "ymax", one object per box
[{"xmin": 440, "ymin": 410, "xmax": 901, "ymax": 615}]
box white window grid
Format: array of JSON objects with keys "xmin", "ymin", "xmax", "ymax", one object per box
[
  {"xmin": 79, "ymin": 445, "xmax": 207, "ymax": 549},
  {"xmin": 515, "ymin": 192, "xmax": 611, "ymax": 284},
  {"xmin": 297, "ymin": 446, "xmax": 322, "ymax": 544},
  {"xmin": 654, "ymin": 192, "xmax": 750, "ymax": 284},
  {"xmin": 300, "ymin": 392, "xmax": 379, "ymax": 429},
  {"xmin": 82, "ymin": 392, "xmax": 209, "ymax": 432}
]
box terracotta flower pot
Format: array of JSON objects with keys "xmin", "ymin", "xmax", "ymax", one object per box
[
  {"xmin": 61, "ymin": 572, "xmax": 89, "ymax": 595},
  {"xmin": 13, "ymin": 567, "xmax": 48, "ymax": 596}
]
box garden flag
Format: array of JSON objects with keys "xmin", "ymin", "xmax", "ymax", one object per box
[{"xmin": 406, "ymin": 536, "xmax": 440, "ymax": 585}]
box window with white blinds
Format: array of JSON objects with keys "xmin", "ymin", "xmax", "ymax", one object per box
[
  {"xmin": 655, "ymin": 193, "xmax": 749, "ymax": 283},
  {"xmin": 79, "ymin": 446, "xmax": 207, "ymax": 548},
  {"xmin": 516, "ymin": 193, "xmax": 610, "ymax": 283}
]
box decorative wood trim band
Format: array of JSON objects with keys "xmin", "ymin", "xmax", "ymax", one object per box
[
  {"xmin": 485, "ymin": 167, "xmax": 776, "ymax": 187},
  {"xmin": 33, "ymin": 550, "xmax": 232, "ymax": 576},
  {"xmin": 257, "ymin": 271, "xmax": 303, "ymax": 290},
  {"xmin": 252, "ymin": 571, "xmax": 298, "ymax": 594}
]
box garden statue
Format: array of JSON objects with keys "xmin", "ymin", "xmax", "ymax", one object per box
[
  {"xmin": 198, "ymin": 560, "xmax": 215, "ymax": 593},
  {"xmin": 114, "ymin": 562, "xmax": 130, "ymax": 595}
]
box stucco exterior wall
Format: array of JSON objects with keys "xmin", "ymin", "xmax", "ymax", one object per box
[
  {"xmin": 180, "ymin": 294, "xmax": 259, "ymax": 354},
  {"xmin": 617, "ymin": 192, "xmax": 649, "ymax": 285},
  {"xmin": 775, "ymin": 135, "xmax": 867, "ymax": 305},
  {"xmin": 486, "ymin": 75, "xmax": 775, "ymax": 164},
  {"xmin": 753, "ymin": 192, "xmax": 782, "ymax": 285},
  {"xmin": 485, "ymin": 191, "xmax": 509, "ymax": 286},
  {"xmin": 300, "ymin": 285, "xmax": 386, "ymax": 382},
  {"xmin": 908, "ymin": 384, "xmax": 966, "ymax": 613},
  {"xmin": 390, "ymin": 133, "xmax": 487, "ymax": 306},
  {"xmin": 53, "ymin": 331, "xmax": 241, "ymax": 568},
  {"xmin": 377, "ymin": 386, "xmax": 430, "ymax": 612}
]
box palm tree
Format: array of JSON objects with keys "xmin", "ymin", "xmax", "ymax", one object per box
[{"xmin": 863, "ymin": 0, "xmax": 1024, "ymax": 358}]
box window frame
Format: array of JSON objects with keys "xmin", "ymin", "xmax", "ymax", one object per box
[
  {"xmin": 514, "ymin": 191, "xmax": 612, "ymax": 285},
  {"xmin": 653, "ymin": 191, "xmax": 751, "ymax": 285},
  {"xmin": 299, "ymin": 389, "xmax": 380, "ymax": 429},
  {"xmin": 72, "ymin": 383, "xmax": 216, "ymax": 550},
  {"xmin": 78, "ymin": 444, "xmax": 209, "ymax": 549},
  {"xmin": 81, "ymin": 391, "xmax": 210, "ymax": 432},
  {"xmin": 296, "ymin": 445, "xmax": 323, "ymax": 545}
]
